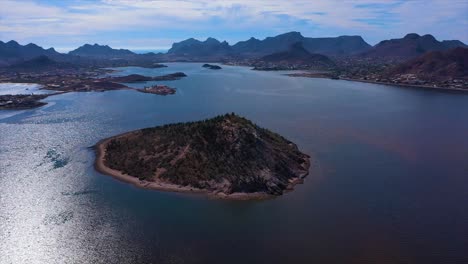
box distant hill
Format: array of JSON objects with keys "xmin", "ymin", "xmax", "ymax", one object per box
[
  {"xmin": 167, "ymin": 32, "xmax": 371, "ymax": 59},
  {"xmin": 302, "ymin": 35, "xmax": 371, "ymax": 56},
  {"xmin": 233, "ymin": 32, "xmax": 305, "ymax": 56},
  {"xmin": 362, "ymin": 33, "xmax": 467, "ymax": 59},
  {"xmin": 260, "ymin": 42, "xmax": 335, "ymax": 68},
  {"xmin": 167, "ymin": 37, "xmax": 231, "ymax": 57},
  {"xmin": 386, "ymin": 47, "xmax": 468, "ymax": 81},
  {"xmin": 0, "ymin": 40, "xmax": 61, "ymax": 64},
  {"xmin": 233, "ymin": 32, "xmax": 371, "ymax": 56},
  {"xmin": 6, "ymin": 55, "xmax": 75, "ymax": 72},
  {"xmin": 69, "ymin": 44, "xmax": 135, "ymax": 57}
]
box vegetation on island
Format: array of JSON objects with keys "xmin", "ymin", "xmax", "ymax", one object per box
[{"xmin": 103, "ymin": 113, "xmax": 310, "ymax": 195}]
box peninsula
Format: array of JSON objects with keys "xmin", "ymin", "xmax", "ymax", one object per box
[
  {"xmin": 95, "ymin": 113, "xmax": 310, "ymax": 199},
  {"xmin": 0, "ymin": 94, "xmax": 49, "ymax": 109}
]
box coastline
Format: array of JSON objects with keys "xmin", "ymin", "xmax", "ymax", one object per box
[
  {"xmin": 340, "ymin": 78, "xmax": 468, "ymax": 93},
  {"xmin": 285, "ymin": 73, "xmax": 468, "ymax": 92},
  {"xmin": 93, "ymin": 132, "xmax": 300, "ymax": 200}
]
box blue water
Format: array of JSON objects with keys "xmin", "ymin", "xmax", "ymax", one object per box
[{"xmin": 0, "ymin": 63, "xmax": 467, "ymax": 264}]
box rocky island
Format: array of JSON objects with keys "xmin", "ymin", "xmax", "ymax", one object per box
[
  {"xmin": 105, "ymin": 72, "xmax": 187, "ymax": 83},
  {"xmin": 202, "ymin": 64, "xmax": 222, "ymax": 70},
  {"xmin": 95, "ymin": 113, "xmax": 310, "ymax": 199}
]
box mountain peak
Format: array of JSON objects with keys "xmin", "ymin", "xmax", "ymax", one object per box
[
  {"xmin": 364, "ymin": 33, "xmax": 466, "ymax": 59},
  {"xmin": 270, "ymin": 32, "xmax": 304, "ymax": 42},
  {"xmin": 69, "ymin": 43, "xmax": 134, "ymax": 56},
  {"xmin": 421, "ymin": 34, "xmax": 436, "ymax": 41},
  {"xmin": 279, "ymin": 31, "xmax": 303, "ymax": 38},
  {"xmin": 6, "ymin": 40, "xmax": 19, "ymax": 46},
  {"xmin": 404, "ymin": 33, "xmax": 421, "ymax": 39},
  {"xmin": 205, "ymin": 37, "xmax": 220, "ymax": 43}
]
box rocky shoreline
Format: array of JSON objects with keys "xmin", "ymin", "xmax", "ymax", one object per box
[{"xmin": 287, "ymin": 72, "xmax": 468, "ymax": 92}]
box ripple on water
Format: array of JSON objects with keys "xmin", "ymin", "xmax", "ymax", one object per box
[{"xmin": 42, "ymin": 211, "xmax": 74, "ymax": 225}]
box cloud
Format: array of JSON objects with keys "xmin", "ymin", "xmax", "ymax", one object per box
[{"xmin": 0, "ymin": 0, "xmax": 466, "ymax": 49}]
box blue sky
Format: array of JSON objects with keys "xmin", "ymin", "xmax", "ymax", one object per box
[{"xmin": 0, "ymin": 0, "xmax": 467, "ymax": 52}]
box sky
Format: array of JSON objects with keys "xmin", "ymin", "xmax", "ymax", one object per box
[{"xmin": 1, "ymin": 0, "xmax": 467, "ymax": 52}]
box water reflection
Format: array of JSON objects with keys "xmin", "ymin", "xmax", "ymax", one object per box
[{"xmin": 0, "ymin": 63, "xmax": 467, "ymax": 263}]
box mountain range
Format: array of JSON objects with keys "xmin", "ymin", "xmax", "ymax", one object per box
[
  {"xmin": 386, "ymin": 47, "xmax": 468, "ymax": 81},
  {"xmin": 0, "ymin": 32, "xmax": 466, "ymax": 66},
  {"xmin": 6, "ymin": 55, "xmax": 76, "ymax": 72},
  {"xmin": 259, "ymin": 42, "xmax": 335, "ymax": 68},
  {"xmin": 168, "ymin": 32, "xmax": 372, "ymax": 58},
  {"xmin": 363, "ymin": 33, "xmax": 467, "ymax": 59},
  {"xmin": 0, "ymin": 40, "xmax": 61, "ymax": 66},
  {"xmin": 69, "ymin": 44, "xmax": 135, "ymax": 57}
]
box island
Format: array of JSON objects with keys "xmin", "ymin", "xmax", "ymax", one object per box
[
  {"xmin": 138, "ymin": 85, "xmax": 176, "ymax": 95},
  {"xmin": 0, "ymin": 94, "xmax": 50, "ymax": 109},
  {"xmin": 95, "ymin": 113, "xmax": 310, "ymax": 199},
  {"xmin": 144, "ymin": 63, "xmax": 168, "ymax": 69},
  {"xmin": 105, "ymin": 72, "xmax": 187, "ymax": 83},
  {"xmin": 0, "ymin": 71, "xmax": 187, "ymax": 110},
  {"xmin": 202, "ymin": 64, "xmax": 222, "ymax": 70}
]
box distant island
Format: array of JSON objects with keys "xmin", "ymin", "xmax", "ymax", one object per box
[
  {"xmin": 104, "ymin": 72, "xmax": 187, "ymax": 83},
  {"xmin": 0, "ymin": 70, "xmax": 187, "ymax": 109},
  {"xmin": 95, "ymin": 113, "xmax": 310, "ymax": 199},
  {"xmin": 202, "ymin": 64, "xmax": 222, "ymax": 70},
  {"xmin": 138, "ymin": 85, "xmax": 176, "ymax": 95}
]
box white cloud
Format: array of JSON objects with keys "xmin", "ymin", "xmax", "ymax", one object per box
[{"xmin": 0, "ymin": 0, "xmax": 466, "ymax": 48}]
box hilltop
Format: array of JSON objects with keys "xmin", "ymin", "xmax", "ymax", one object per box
[
  {"xmin": 0, "ymin": 40, "xmax": 62, "ymax": 65},
  {"xmin": 167, "ymin": 32, "xmax": 371, "ymax": 59},
  {"xmin": 255, "ymin": 42, "xmax": 335, "ymax": 70},
  {"xmin": 96, "ymin": 113, "xmax": 310, "ymax": 199},
  {"xmin": 69, "ymin": 43, "xmax": 135, "ymax": 57},
  {"xmin": 362, "ymin": 33, "xmax": 467, "ymax": 60},
  {"xmin": 7, "ymin": 55, "xmax": 76, "ymax": 72},
  {"xmin": 384, "ymin": 47, "xmax": 468, "ymax": 86}
]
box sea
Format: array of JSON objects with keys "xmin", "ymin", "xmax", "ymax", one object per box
[{"xmin": 0, "ymin": 63, "xmax": 467, "ymax": 264}]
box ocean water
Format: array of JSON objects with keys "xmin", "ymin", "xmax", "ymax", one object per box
[
  {"xmin": 0, "ymin": 63, "xmax": 467, "ymax": 264},
  {"xmin": 0, "ymin": 83, "xmax": 52, "ymax": 95}
]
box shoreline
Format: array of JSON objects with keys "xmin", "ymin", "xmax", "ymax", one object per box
[
  {"xmin": 284, "ymin": 73, "xmax": 468, "ymax": 93},
  {"xmin": 93, "ymin": 132, "xmax": 297, "ymax": 200},
  {"xmin": 340, "ymin": 78, "xmax": 468, "ymax": 93}
]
